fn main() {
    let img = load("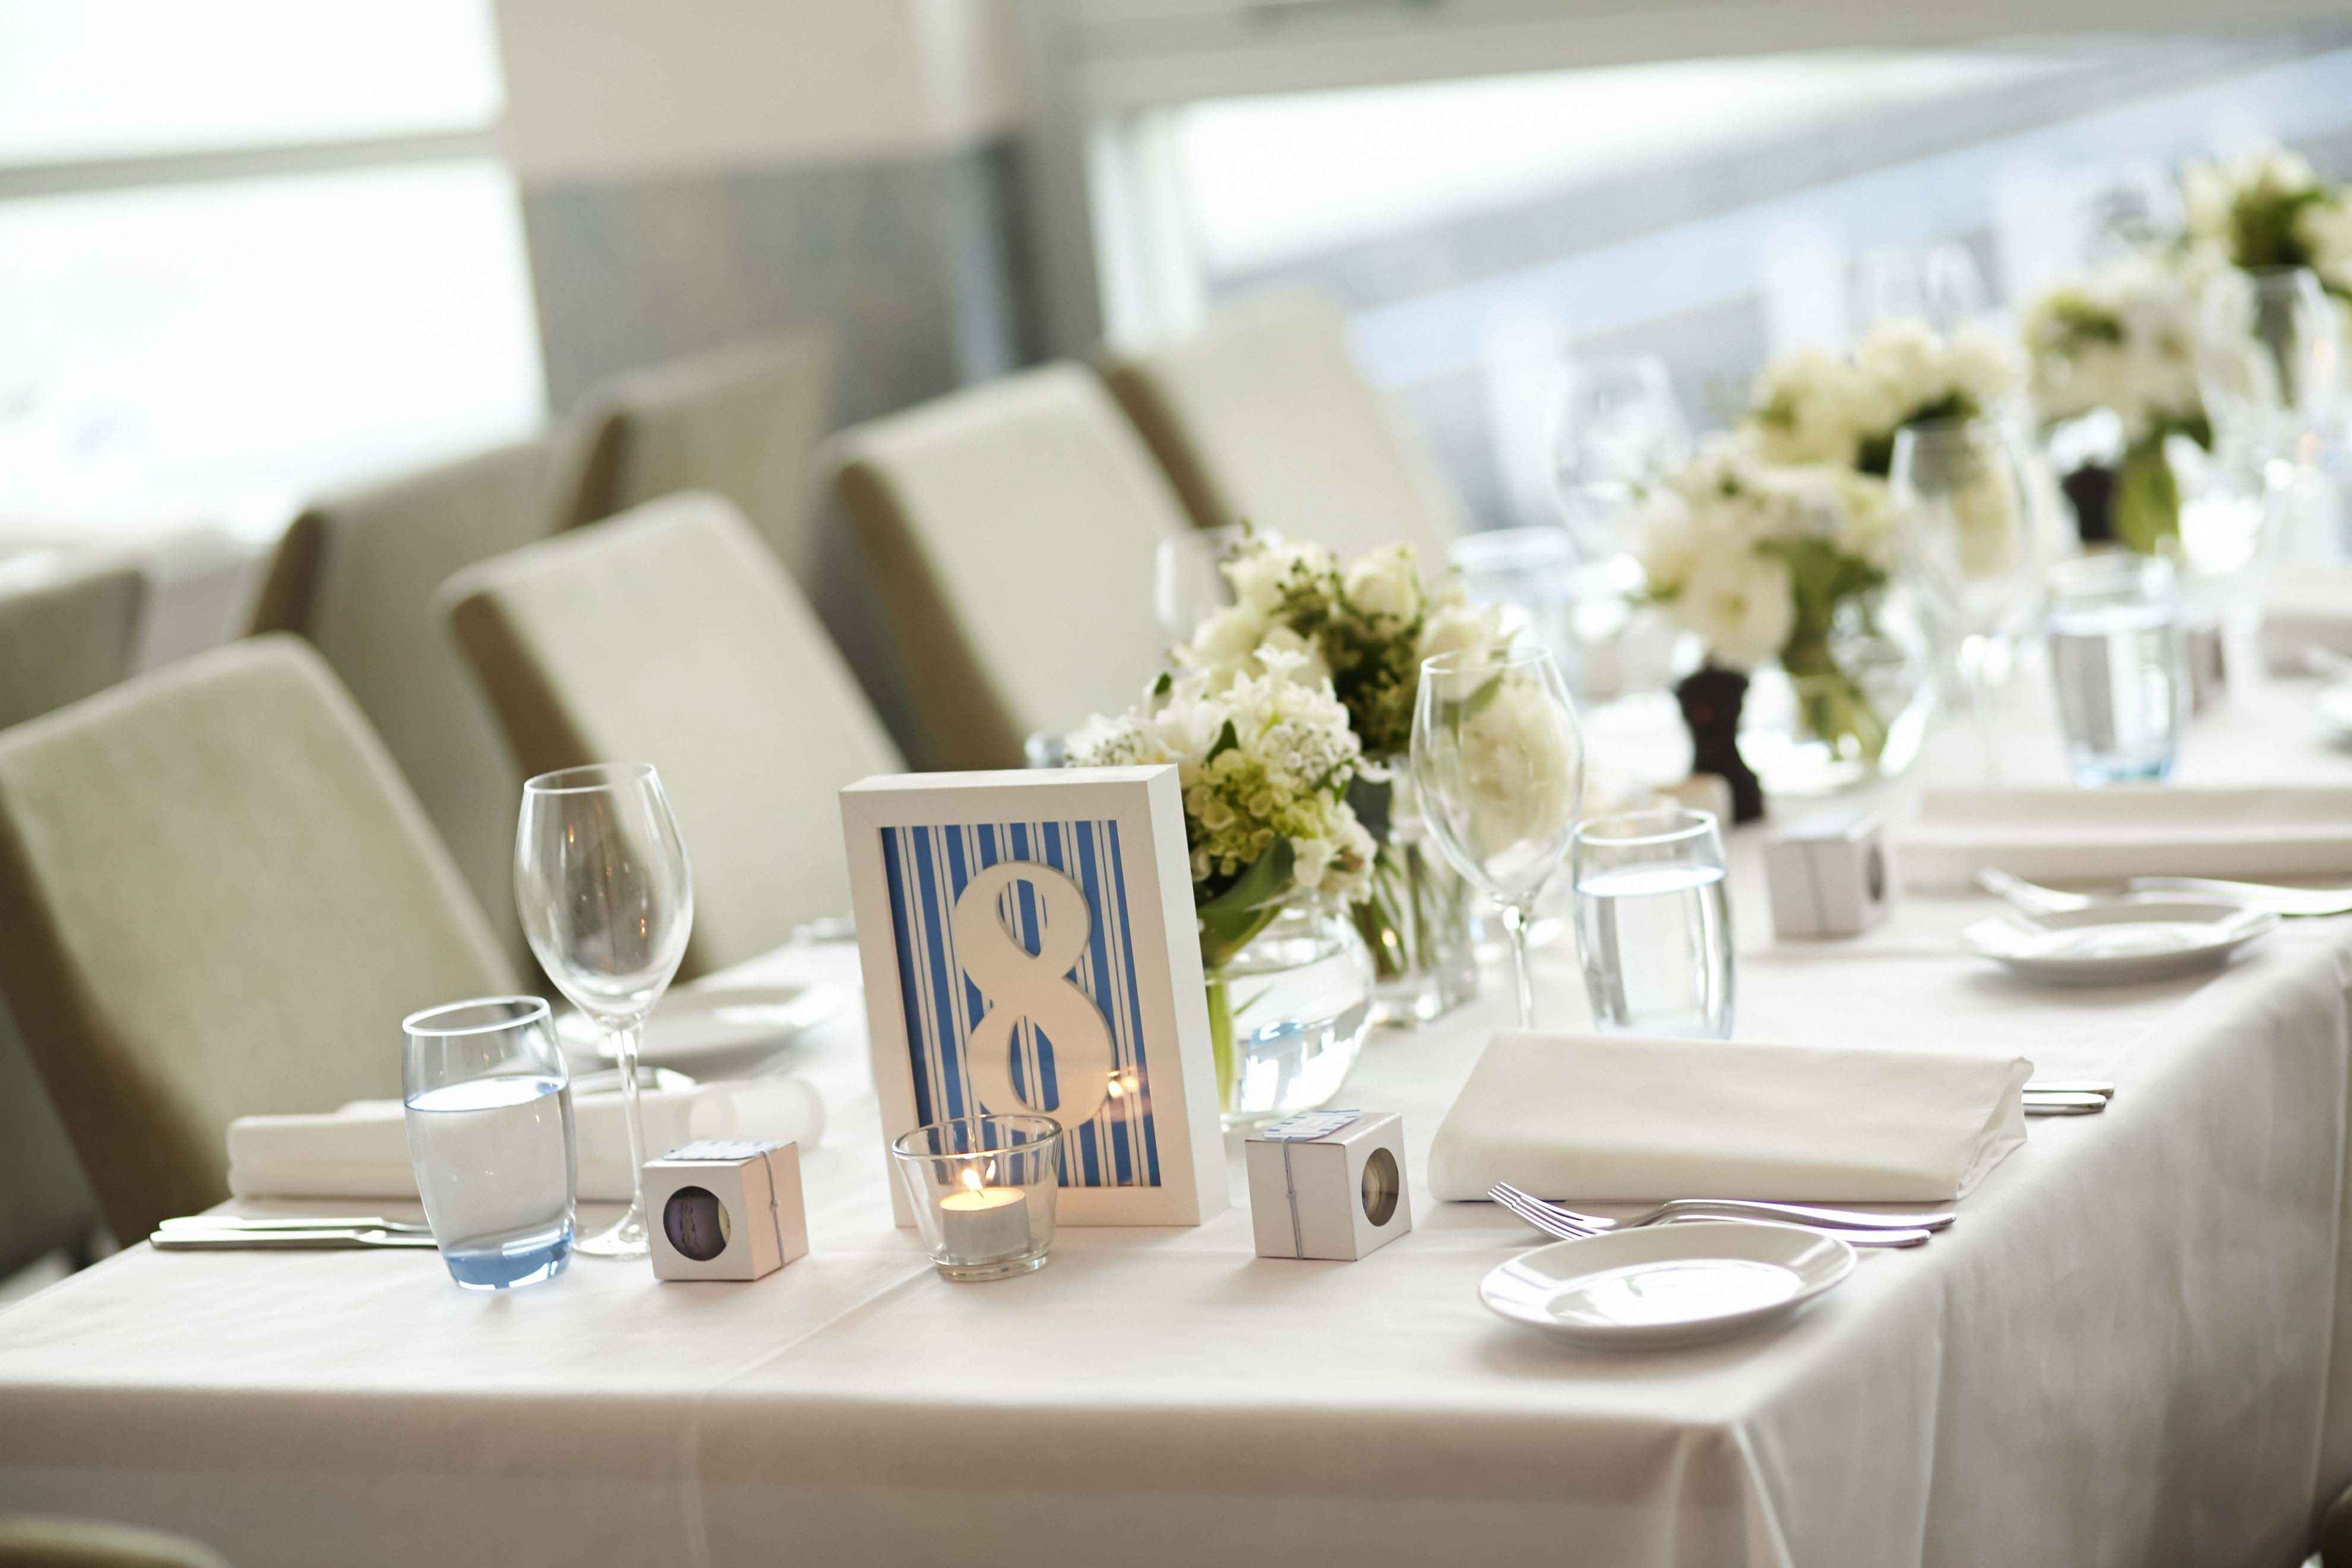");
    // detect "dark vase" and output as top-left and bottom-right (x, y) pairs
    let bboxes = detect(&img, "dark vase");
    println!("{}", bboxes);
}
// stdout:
(2060, 463), (2118, 546)
(1674, 665), (1765, 824)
